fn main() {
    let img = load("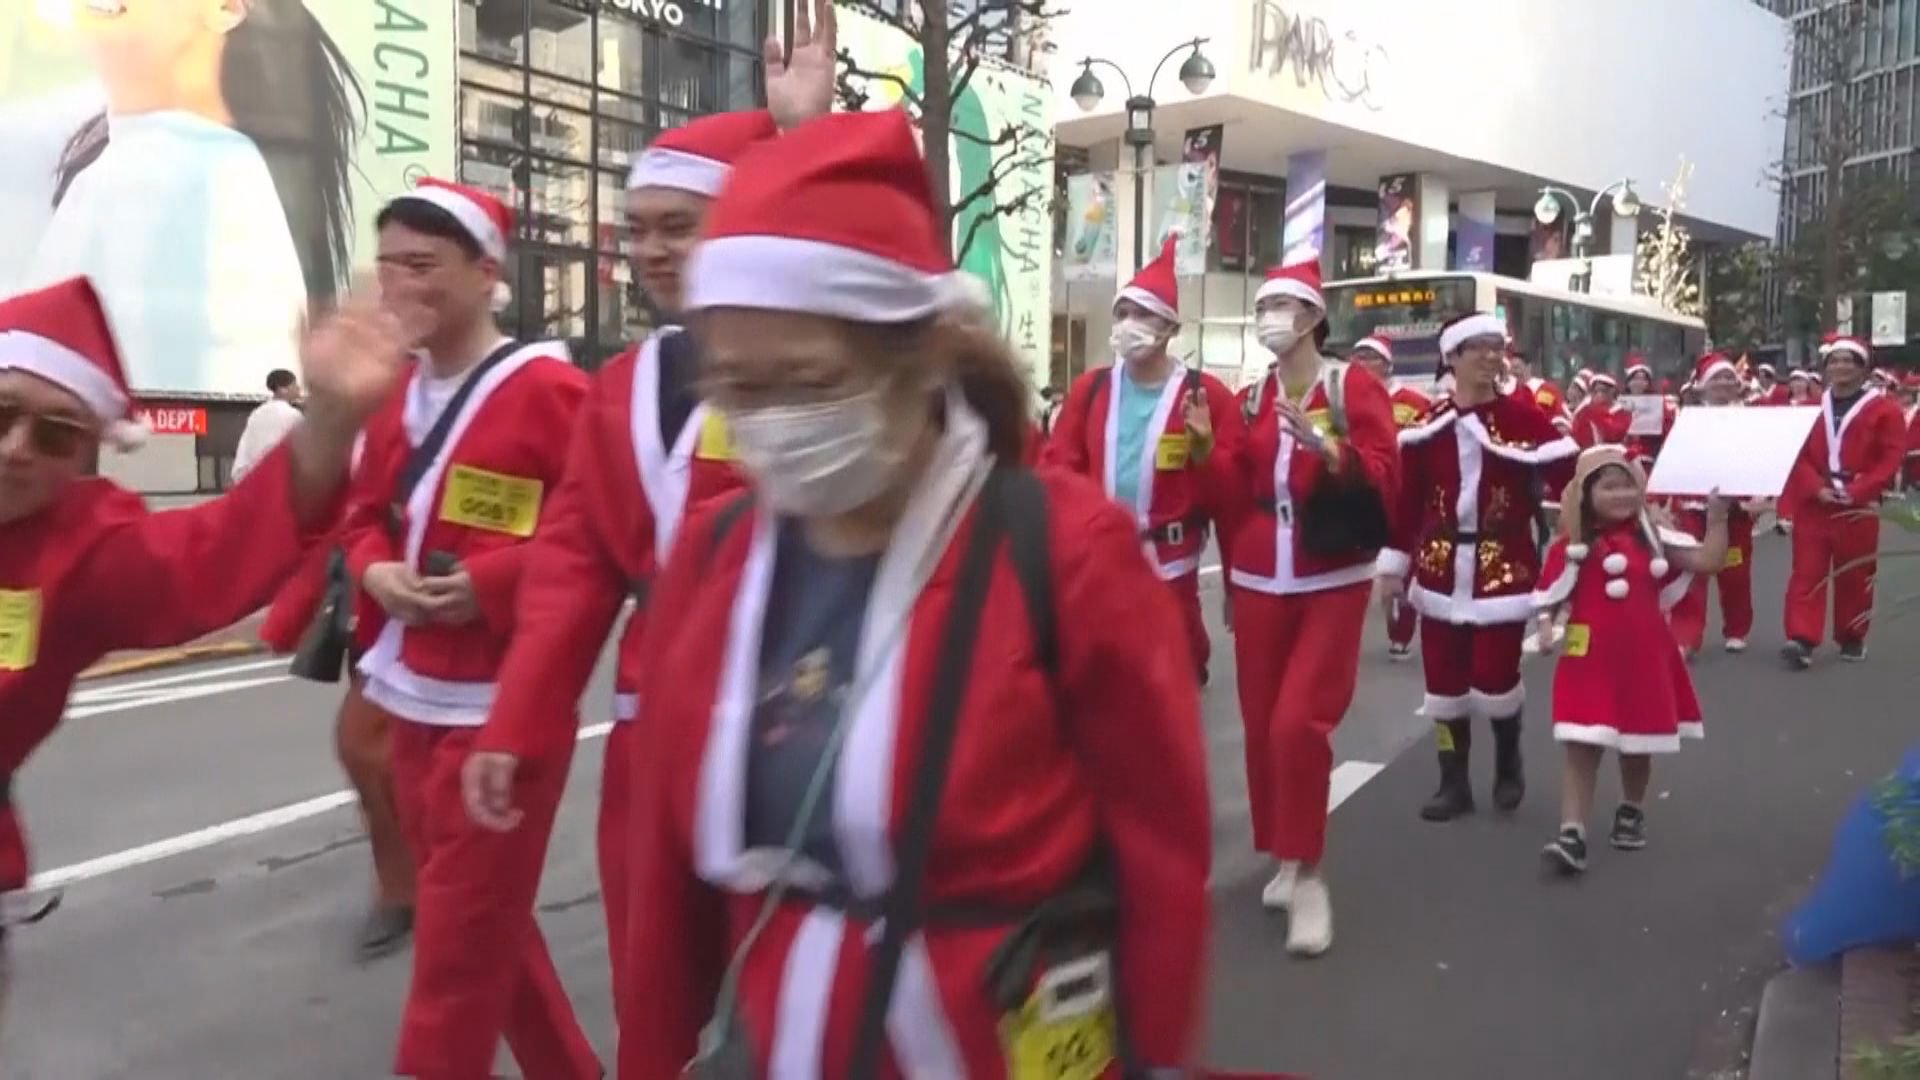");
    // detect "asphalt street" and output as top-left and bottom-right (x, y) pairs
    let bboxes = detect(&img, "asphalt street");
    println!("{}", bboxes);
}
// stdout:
(3, 532), (1913, 1078)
